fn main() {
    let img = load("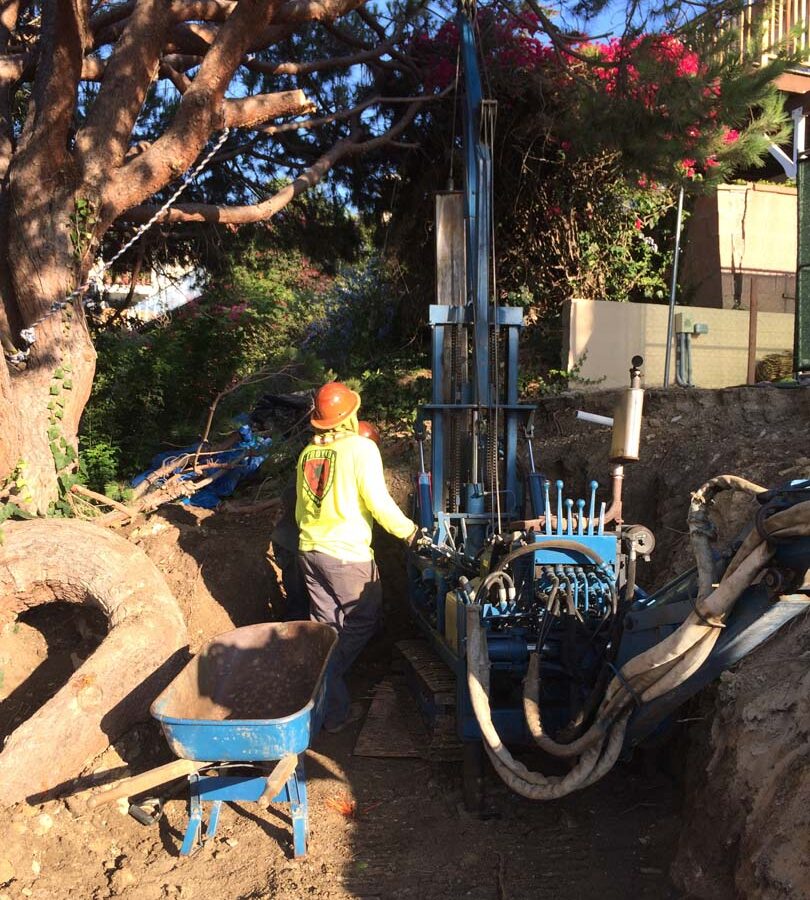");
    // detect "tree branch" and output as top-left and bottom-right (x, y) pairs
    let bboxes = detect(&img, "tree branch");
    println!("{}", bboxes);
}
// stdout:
(119, 98), (424, 225)
(223, 89), (316, 128)
(260, 89), (445, 136)
(201, 88), (444, 164)
(324, 19), (372, 50)
(160, 58), (191, 93)
(76, 0), (172, 184)
(92, 0), (235, 45)
(355, 4), (386, 39)
(13, 0), (87, 176)
(168, 0), (235, 22)
(161, 52), (202, 71)
(0, 51), (24, 82)
(90, 1), (135, 34)
(353, 5), (422, 75)
(101, 0), (283, 219)
(103, 0), (371, 220)
(168, 20), (218, 54)
(164, 0), (367, 55)
(243, 36), (396, 77)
